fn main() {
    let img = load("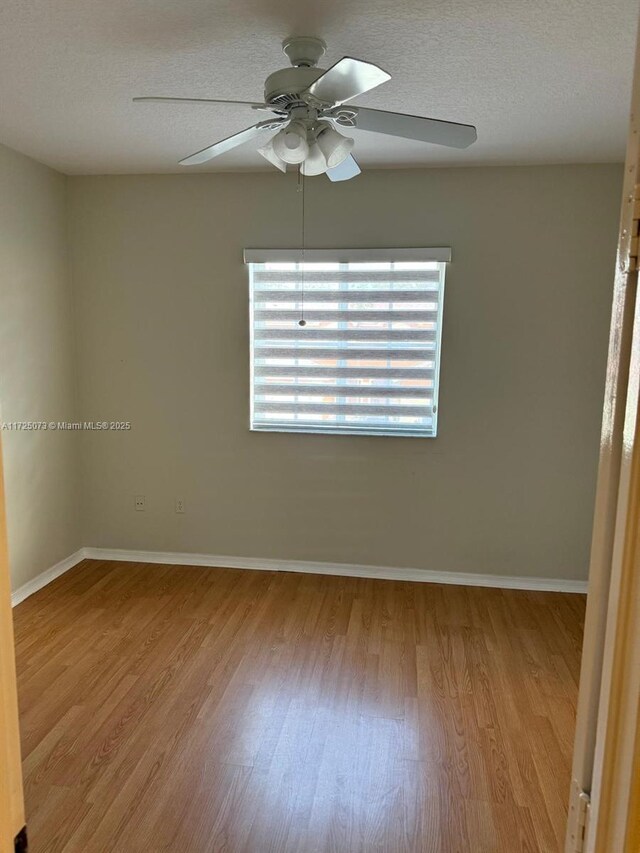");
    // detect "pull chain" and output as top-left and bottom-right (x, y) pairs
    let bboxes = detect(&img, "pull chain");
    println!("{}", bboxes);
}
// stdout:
(298, 166), (306, 327)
